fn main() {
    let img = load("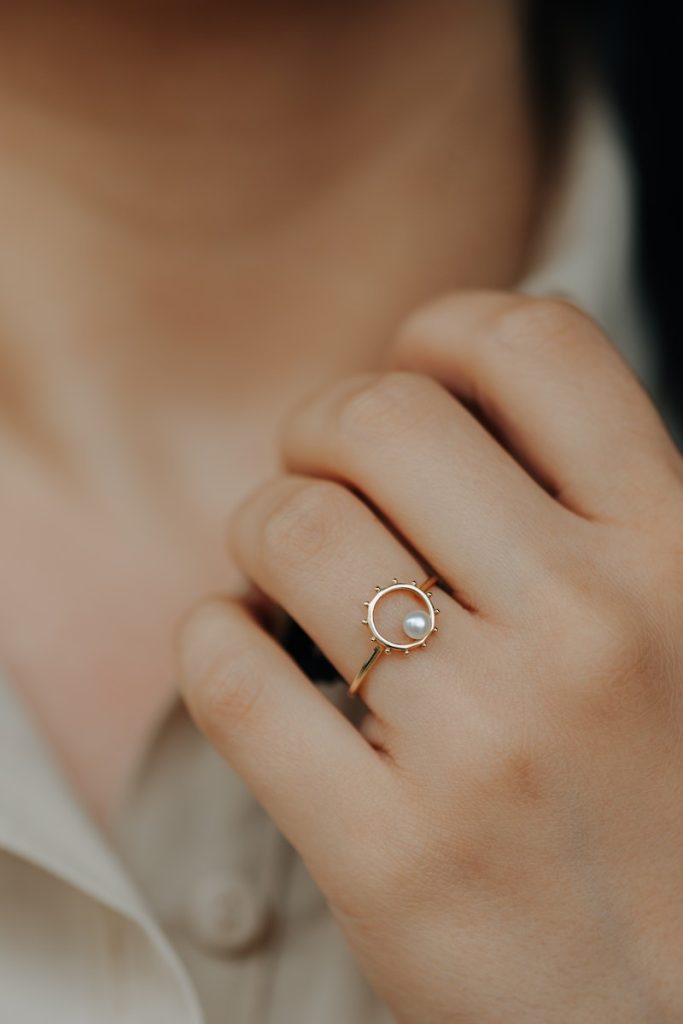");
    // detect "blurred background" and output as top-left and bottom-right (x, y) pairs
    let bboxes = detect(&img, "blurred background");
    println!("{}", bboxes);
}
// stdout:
(531, 0), (682, 425)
